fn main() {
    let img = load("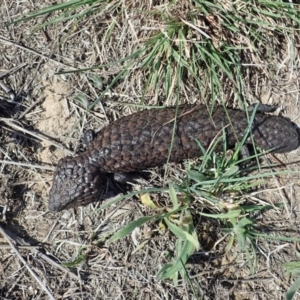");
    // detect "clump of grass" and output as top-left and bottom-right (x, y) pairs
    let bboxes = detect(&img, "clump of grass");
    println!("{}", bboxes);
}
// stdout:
(87, 127), (299, 284)
(14, 0), (300, 105)
(13, 0), (123, 31)
(283, 261), (300, 300)
(57, 106), (300, 289)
